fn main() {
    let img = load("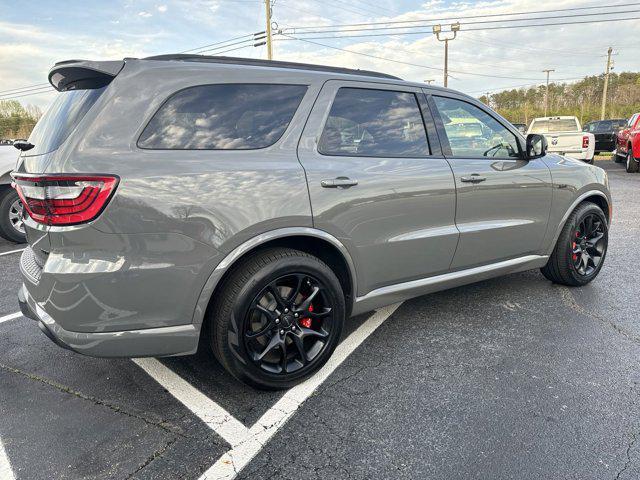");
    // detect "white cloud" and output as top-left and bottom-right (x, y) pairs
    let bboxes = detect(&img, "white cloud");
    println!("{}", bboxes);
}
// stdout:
(138, 11), (152, 18)
(157, 5), (168, 13)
